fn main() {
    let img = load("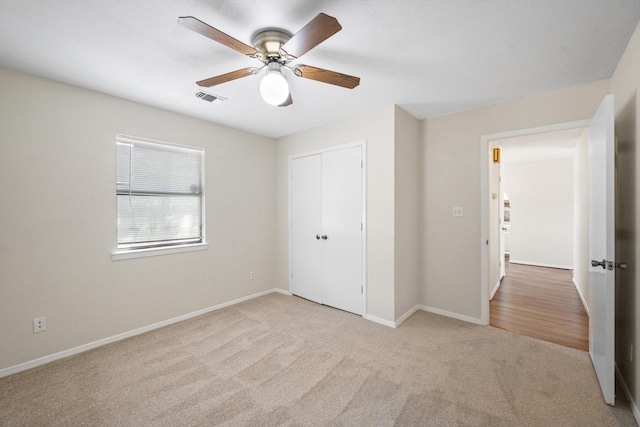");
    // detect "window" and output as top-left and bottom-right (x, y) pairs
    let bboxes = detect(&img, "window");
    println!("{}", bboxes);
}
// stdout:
(115, 135), (204, 254)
